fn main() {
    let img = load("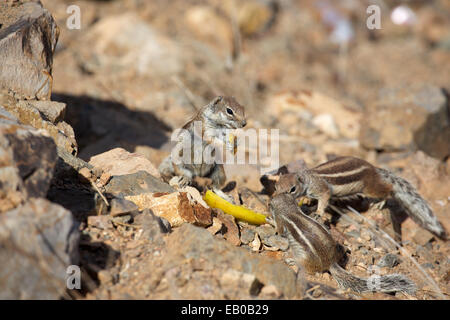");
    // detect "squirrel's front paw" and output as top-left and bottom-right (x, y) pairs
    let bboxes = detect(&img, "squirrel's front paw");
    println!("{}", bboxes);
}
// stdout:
(169, 175), (192, 188)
